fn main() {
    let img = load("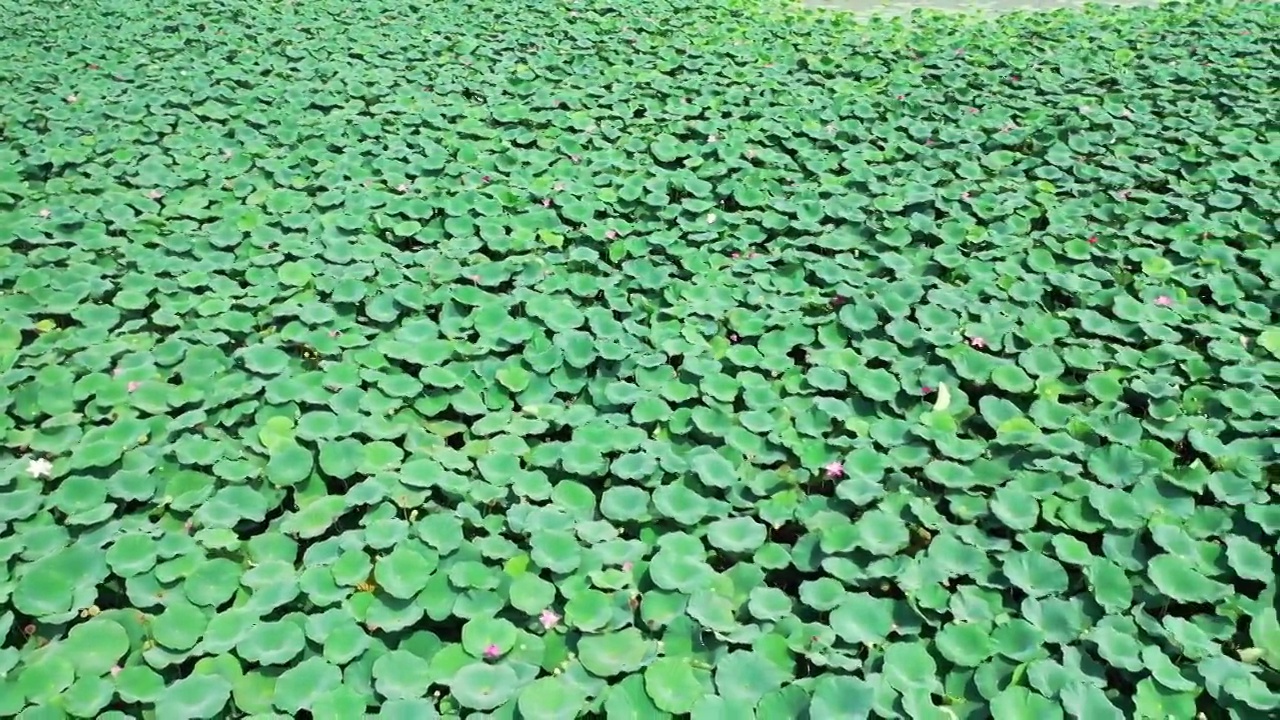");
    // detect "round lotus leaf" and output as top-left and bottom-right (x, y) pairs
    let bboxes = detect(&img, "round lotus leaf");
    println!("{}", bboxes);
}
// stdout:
(706, 517), (766, 553)
(272, 657), (343, 713)
(63, 675), (115, 717)
(882, 641), (940, 693)
(516, 675), (587, 719)
(114, 665), (166, 704)
(799, 578), (846, 612)
(578, 629), (654, 677)
(240, 345), (291, 375)
(746, 587), (793, 621)
(310, 685), (369, 719)
(530, 531), (582, 574)
(13, 545), (107, 620)
(936, 622), (995, 667)
(460, 616), (518, 658)
(235, 620), (305, 665)
(64, 618), (130, 675)
(17, 655), (75, 705)
(809, 675), (875, 719)
(151, 601), (209, 651)
(265, 440), (313, 487)
(1146, 554), (1231, 602)
(182, 558), (242, 607)
(714, 650), (789, 704)
(373, 545), (439, 599)
(372, 650), (432, 700)
(508, 573), (556, 616)
(154, 674), (232, 719)
(643, 657), (706, 714)
(449, 663), (518, 711)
